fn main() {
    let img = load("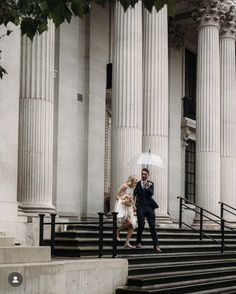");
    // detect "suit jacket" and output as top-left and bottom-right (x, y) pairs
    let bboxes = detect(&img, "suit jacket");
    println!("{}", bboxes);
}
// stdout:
(134, 180), (159, 210)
